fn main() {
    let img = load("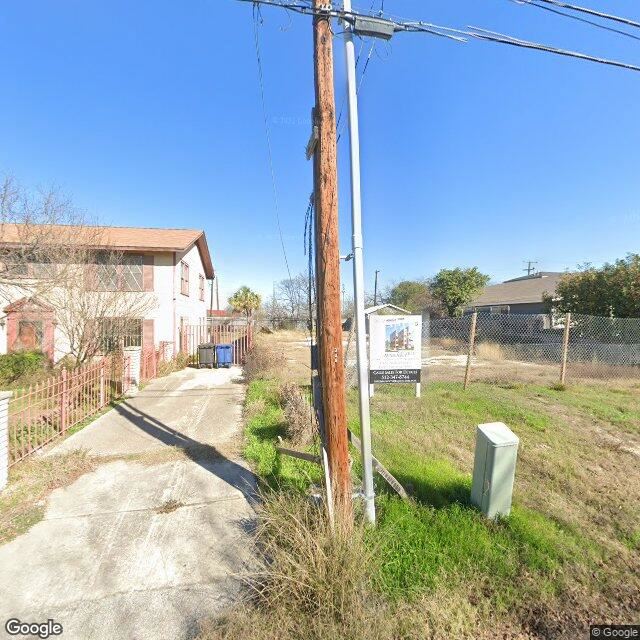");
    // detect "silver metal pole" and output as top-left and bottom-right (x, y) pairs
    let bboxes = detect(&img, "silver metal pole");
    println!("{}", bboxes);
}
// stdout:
(343, 0), (375, 525)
